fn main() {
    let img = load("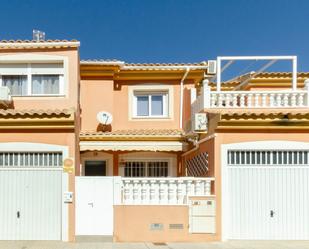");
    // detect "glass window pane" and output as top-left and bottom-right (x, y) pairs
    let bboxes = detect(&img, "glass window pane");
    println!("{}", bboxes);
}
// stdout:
(151, 95), (163, 115)
(32, 75), (60, 94)
(2, 75), (27, 96)
(136, 96), (149, 116)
